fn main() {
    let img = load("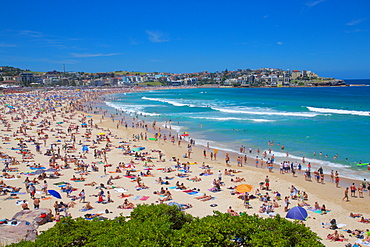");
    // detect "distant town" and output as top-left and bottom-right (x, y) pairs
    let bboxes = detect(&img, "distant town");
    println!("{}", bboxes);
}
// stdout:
(0, 66), (345, 88)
